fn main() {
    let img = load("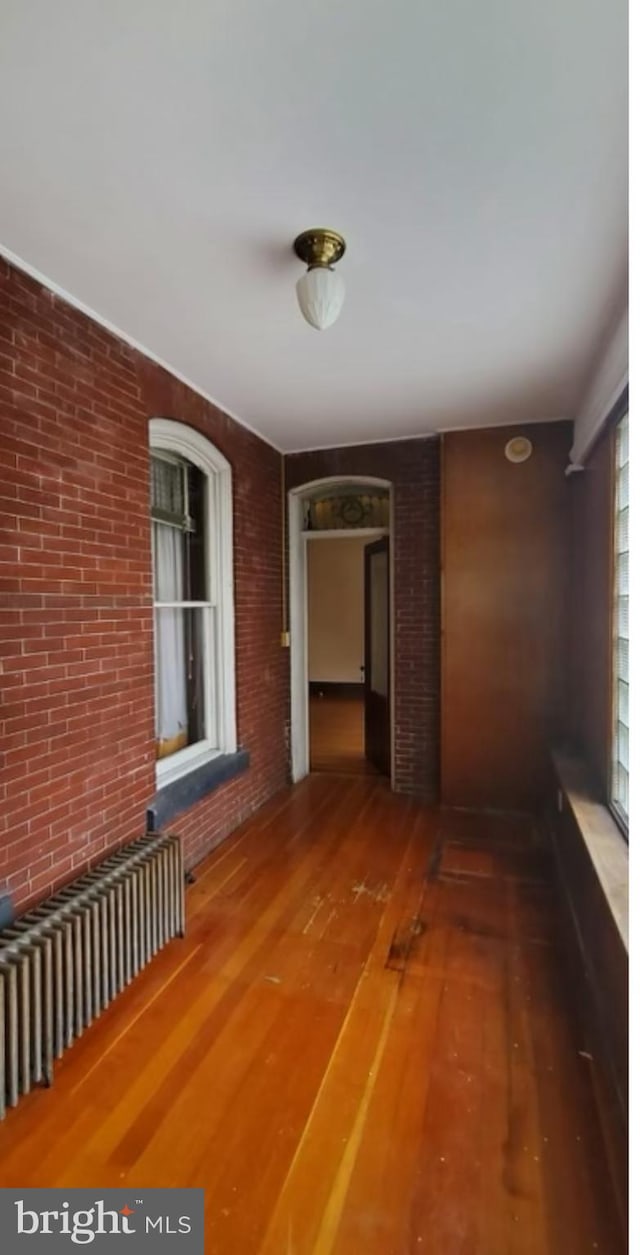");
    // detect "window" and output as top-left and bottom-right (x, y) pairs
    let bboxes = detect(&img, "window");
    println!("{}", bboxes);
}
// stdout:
(149, 420), (236, 784)
(611, 410), (629, 831)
